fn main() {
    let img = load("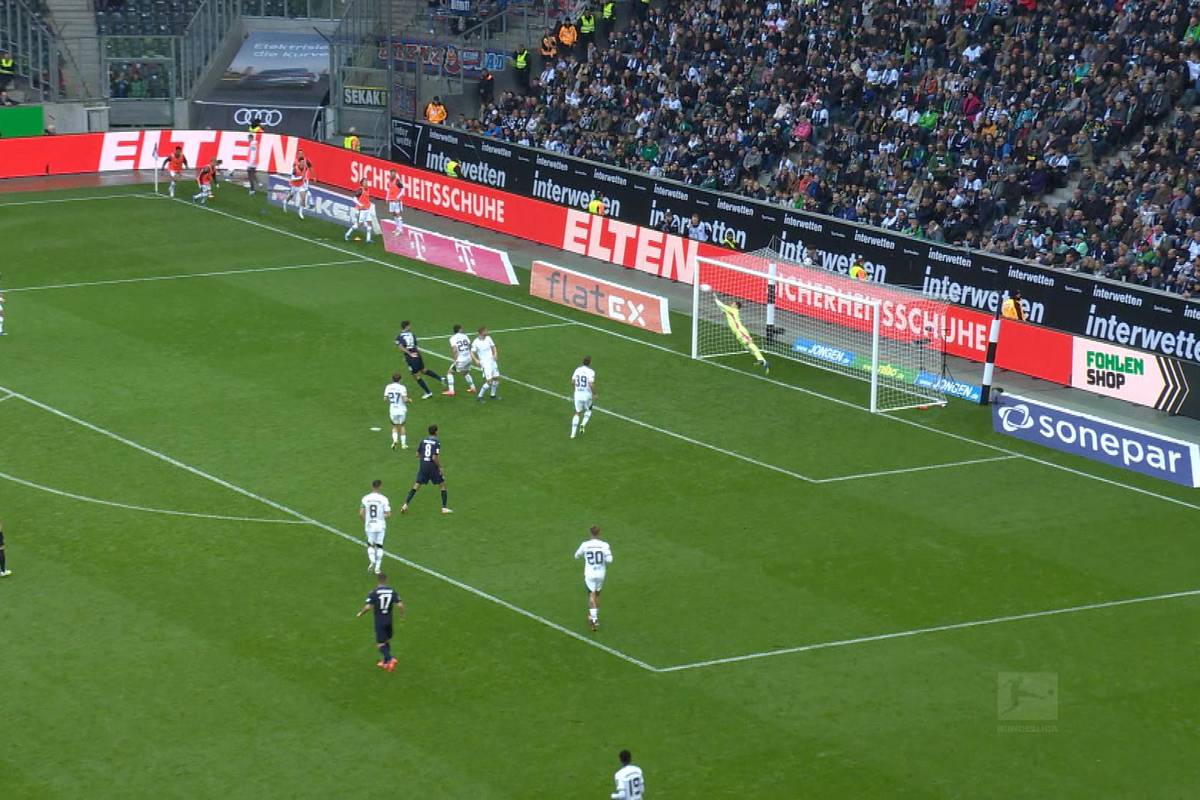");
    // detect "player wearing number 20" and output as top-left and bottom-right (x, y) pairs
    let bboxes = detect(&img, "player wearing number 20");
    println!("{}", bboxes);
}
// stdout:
(360, 479), (391, 574)
(356, 572), (405, 672)
(570, 355), (596, 439)
(574, 525), (612, 632)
